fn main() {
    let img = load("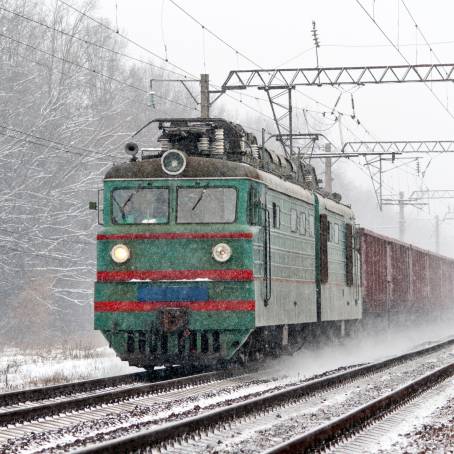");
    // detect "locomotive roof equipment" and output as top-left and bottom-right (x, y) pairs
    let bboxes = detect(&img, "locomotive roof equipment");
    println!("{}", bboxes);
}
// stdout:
(126, 118), (321, 193)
